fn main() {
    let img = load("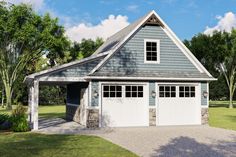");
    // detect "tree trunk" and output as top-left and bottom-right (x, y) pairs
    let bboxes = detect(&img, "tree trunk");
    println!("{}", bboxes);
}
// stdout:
(229, 83), (234, 109)
(5, 84), (12, 110)
(1, 89), (4, 108)
(229, 92), (233, 108)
